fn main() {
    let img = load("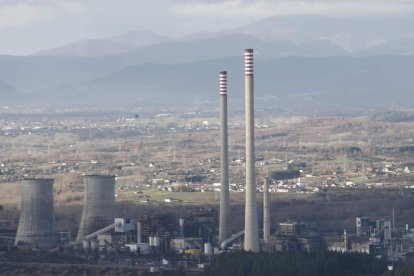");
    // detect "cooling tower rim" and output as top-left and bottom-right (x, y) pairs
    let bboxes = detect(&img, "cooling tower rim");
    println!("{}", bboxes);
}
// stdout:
(23, 178), (54, 182)
(83, 174), (116, 178)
